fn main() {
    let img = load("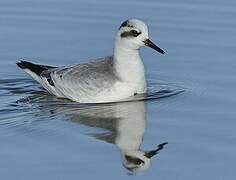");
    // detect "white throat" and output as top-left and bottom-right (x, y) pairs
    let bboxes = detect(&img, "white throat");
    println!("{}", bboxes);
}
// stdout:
(113, 40), (146, 93)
